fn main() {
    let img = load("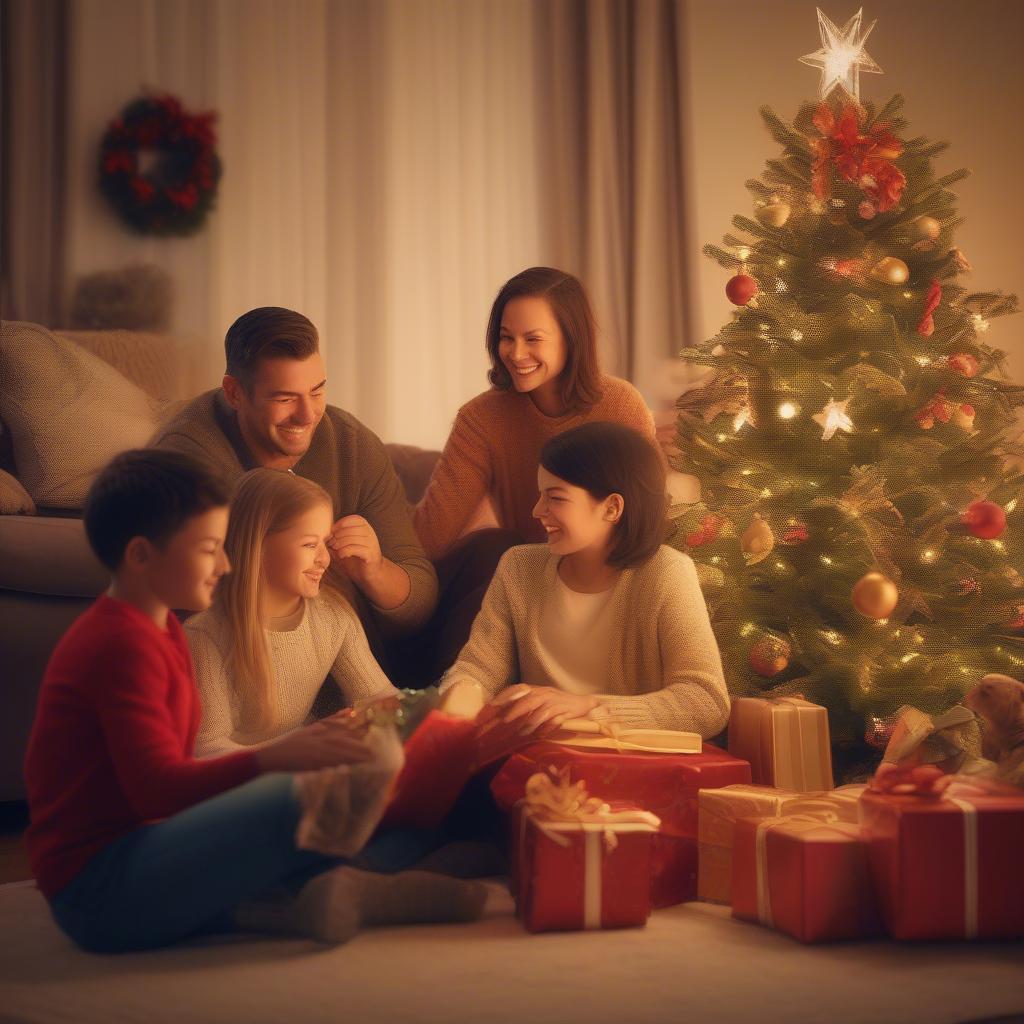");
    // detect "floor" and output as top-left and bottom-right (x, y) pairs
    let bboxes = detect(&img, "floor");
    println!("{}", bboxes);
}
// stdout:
(1, 875), (1023, 1024)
